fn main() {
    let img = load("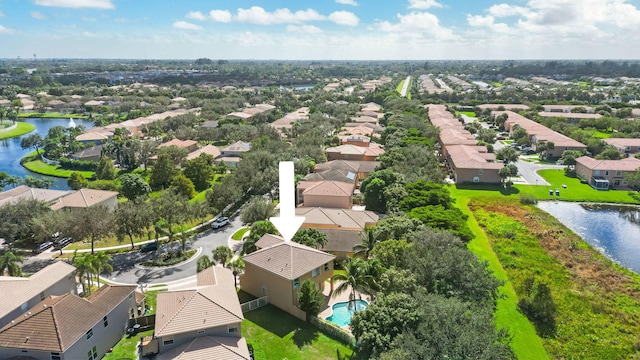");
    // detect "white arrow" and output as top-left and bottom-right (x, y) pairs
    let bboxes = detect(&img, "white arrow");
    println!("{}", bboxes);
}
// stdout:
(270, 161), (305, 242)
